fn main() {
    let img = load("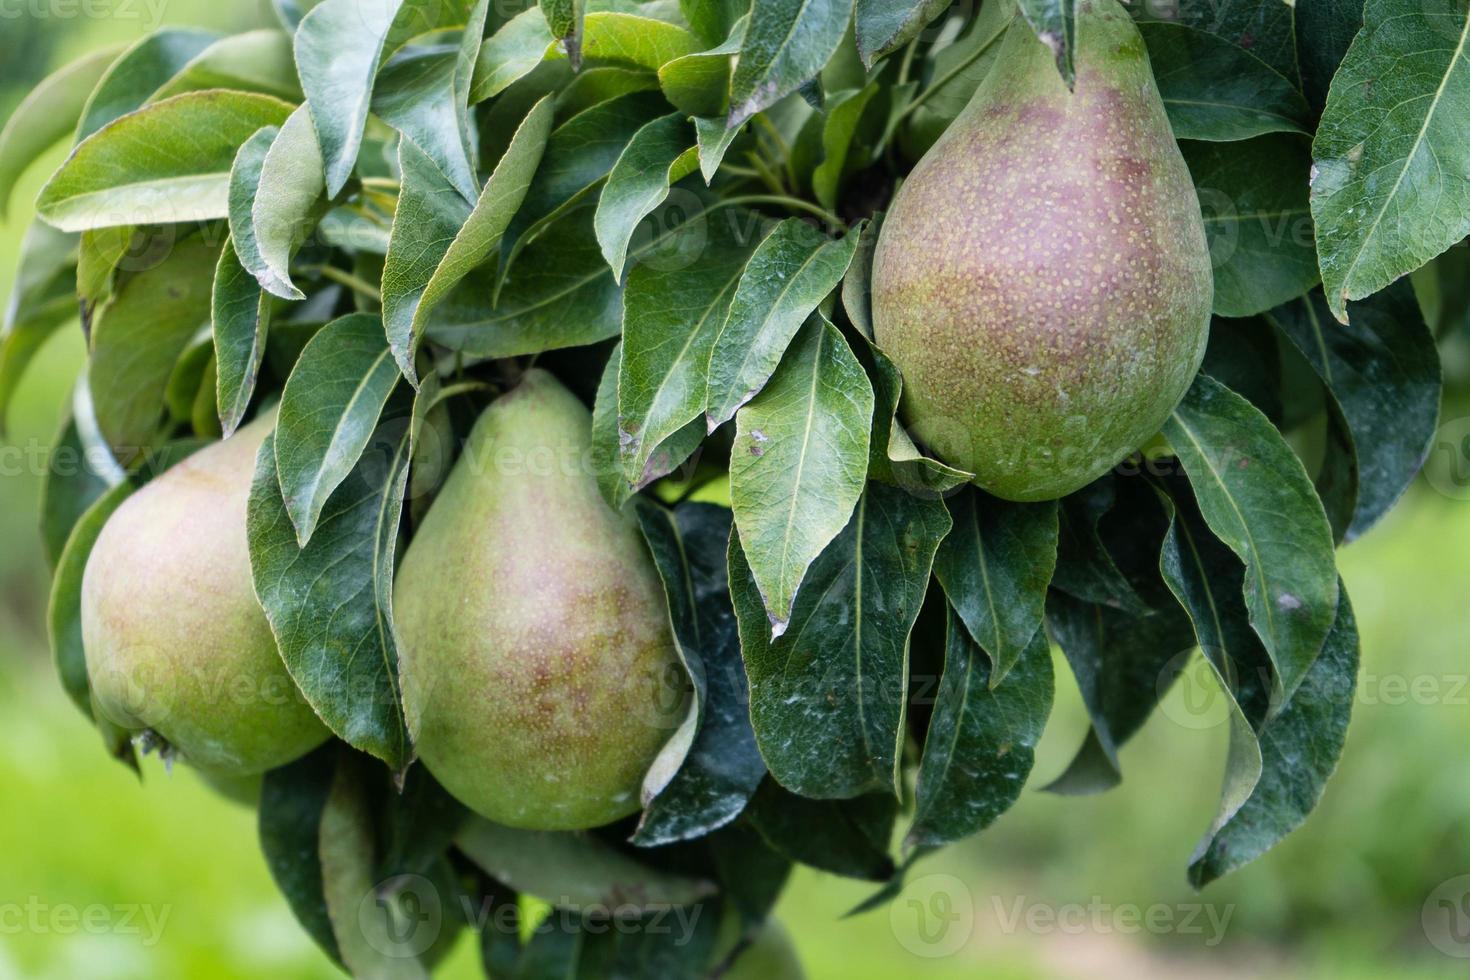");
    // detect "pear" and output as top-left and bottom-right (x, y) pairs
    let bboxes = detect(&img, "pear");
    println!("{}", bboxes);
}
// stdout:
(82, 411), (329, 776)
(715, 914), (805, 979)
(871, 0), (1213, 501)
(394, 370), (686, 831)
